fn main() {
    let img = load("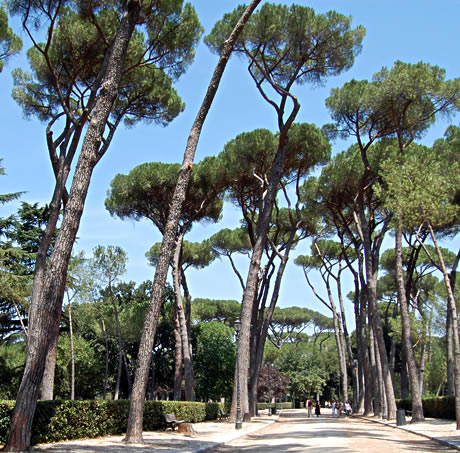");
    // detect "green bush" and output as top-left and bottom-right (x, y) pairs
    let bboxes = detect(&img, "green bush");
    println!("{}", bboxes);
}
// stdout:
(257, 401), (292, 410)
(0, 399), (213, 445)
(396, 396), (455, 419)
(0, 401), (15, 444)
